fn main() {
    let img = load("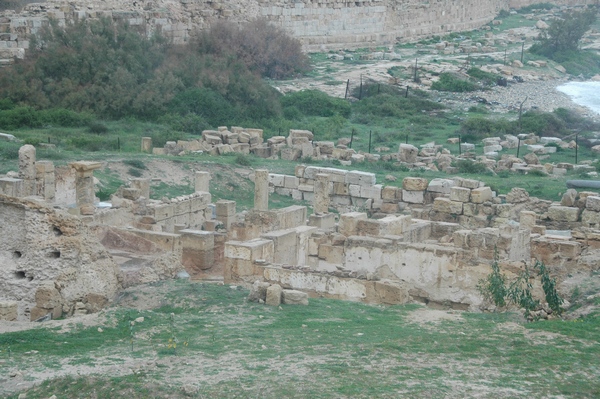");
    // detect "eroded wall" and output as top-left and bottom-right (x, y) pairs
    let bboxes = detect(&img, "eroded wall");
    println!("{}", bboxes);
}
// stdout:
(0, 0), (595, 66)
(0, 195), (120, 321)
